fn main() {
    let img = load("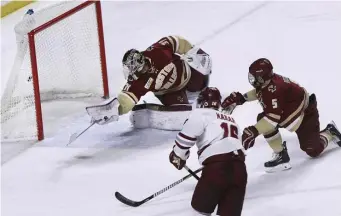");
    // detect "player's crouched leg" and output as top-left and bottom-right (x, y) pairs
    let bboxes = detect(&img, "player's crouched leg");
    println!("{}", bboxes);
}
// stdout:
(191, 165), (221, 215)
(300, 137), (325, 158)
(256, 112), (265, 121)
(296, 94), (325, 158)
(216, 160), (247, 216)
(191, 152), (247, 216)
